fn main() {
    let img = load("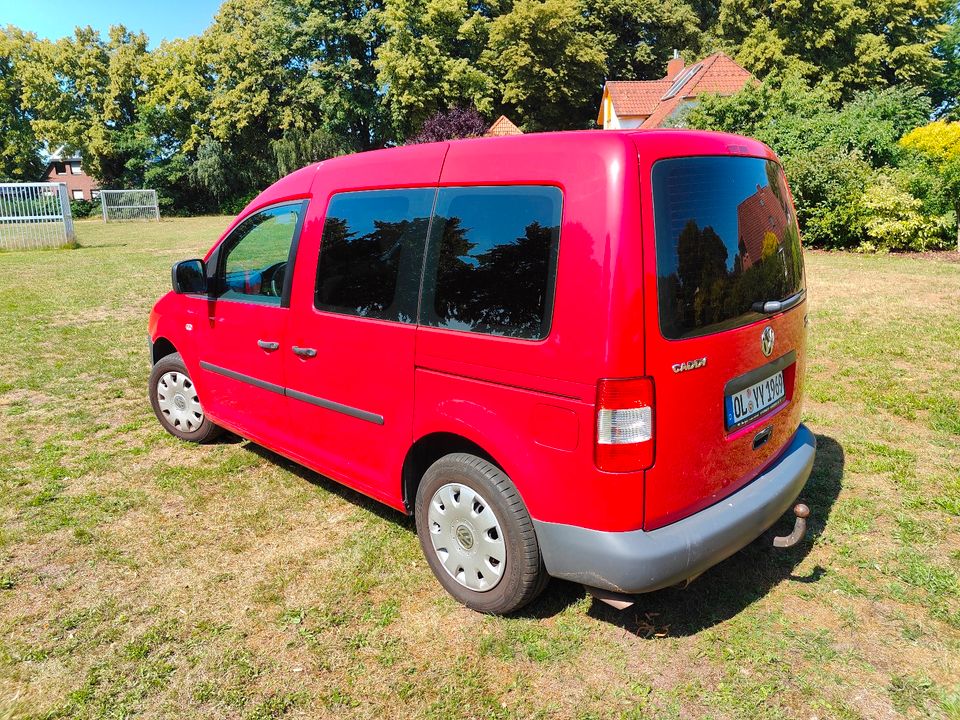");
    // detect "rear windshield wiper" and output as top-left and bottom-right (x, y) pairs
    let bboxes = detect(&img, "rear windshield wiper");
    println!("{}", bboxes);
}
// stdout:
(752, 290), (805, 315)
